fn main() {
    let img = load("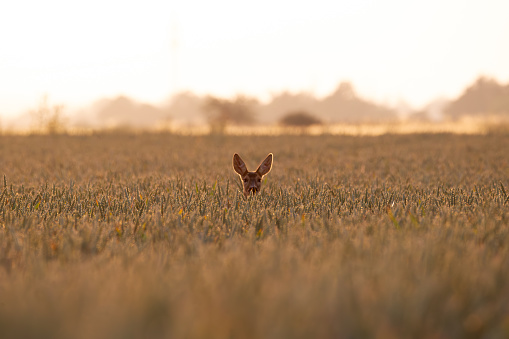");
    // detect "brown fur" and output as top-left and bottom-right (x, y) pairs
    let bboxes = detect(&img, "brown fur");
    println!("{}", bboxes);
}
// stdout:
(233, 153), (273, 197)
